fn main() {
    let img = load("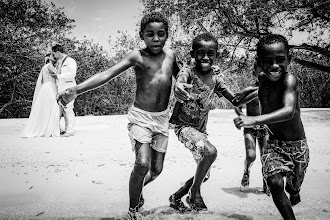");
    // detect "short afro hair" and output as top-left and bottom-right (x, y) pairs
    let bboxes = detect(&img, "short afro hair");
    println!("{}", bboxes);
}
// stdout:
(256, 34), (289, 57)
(139, 12), (169, 39)
(192, 32), (218, 51)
